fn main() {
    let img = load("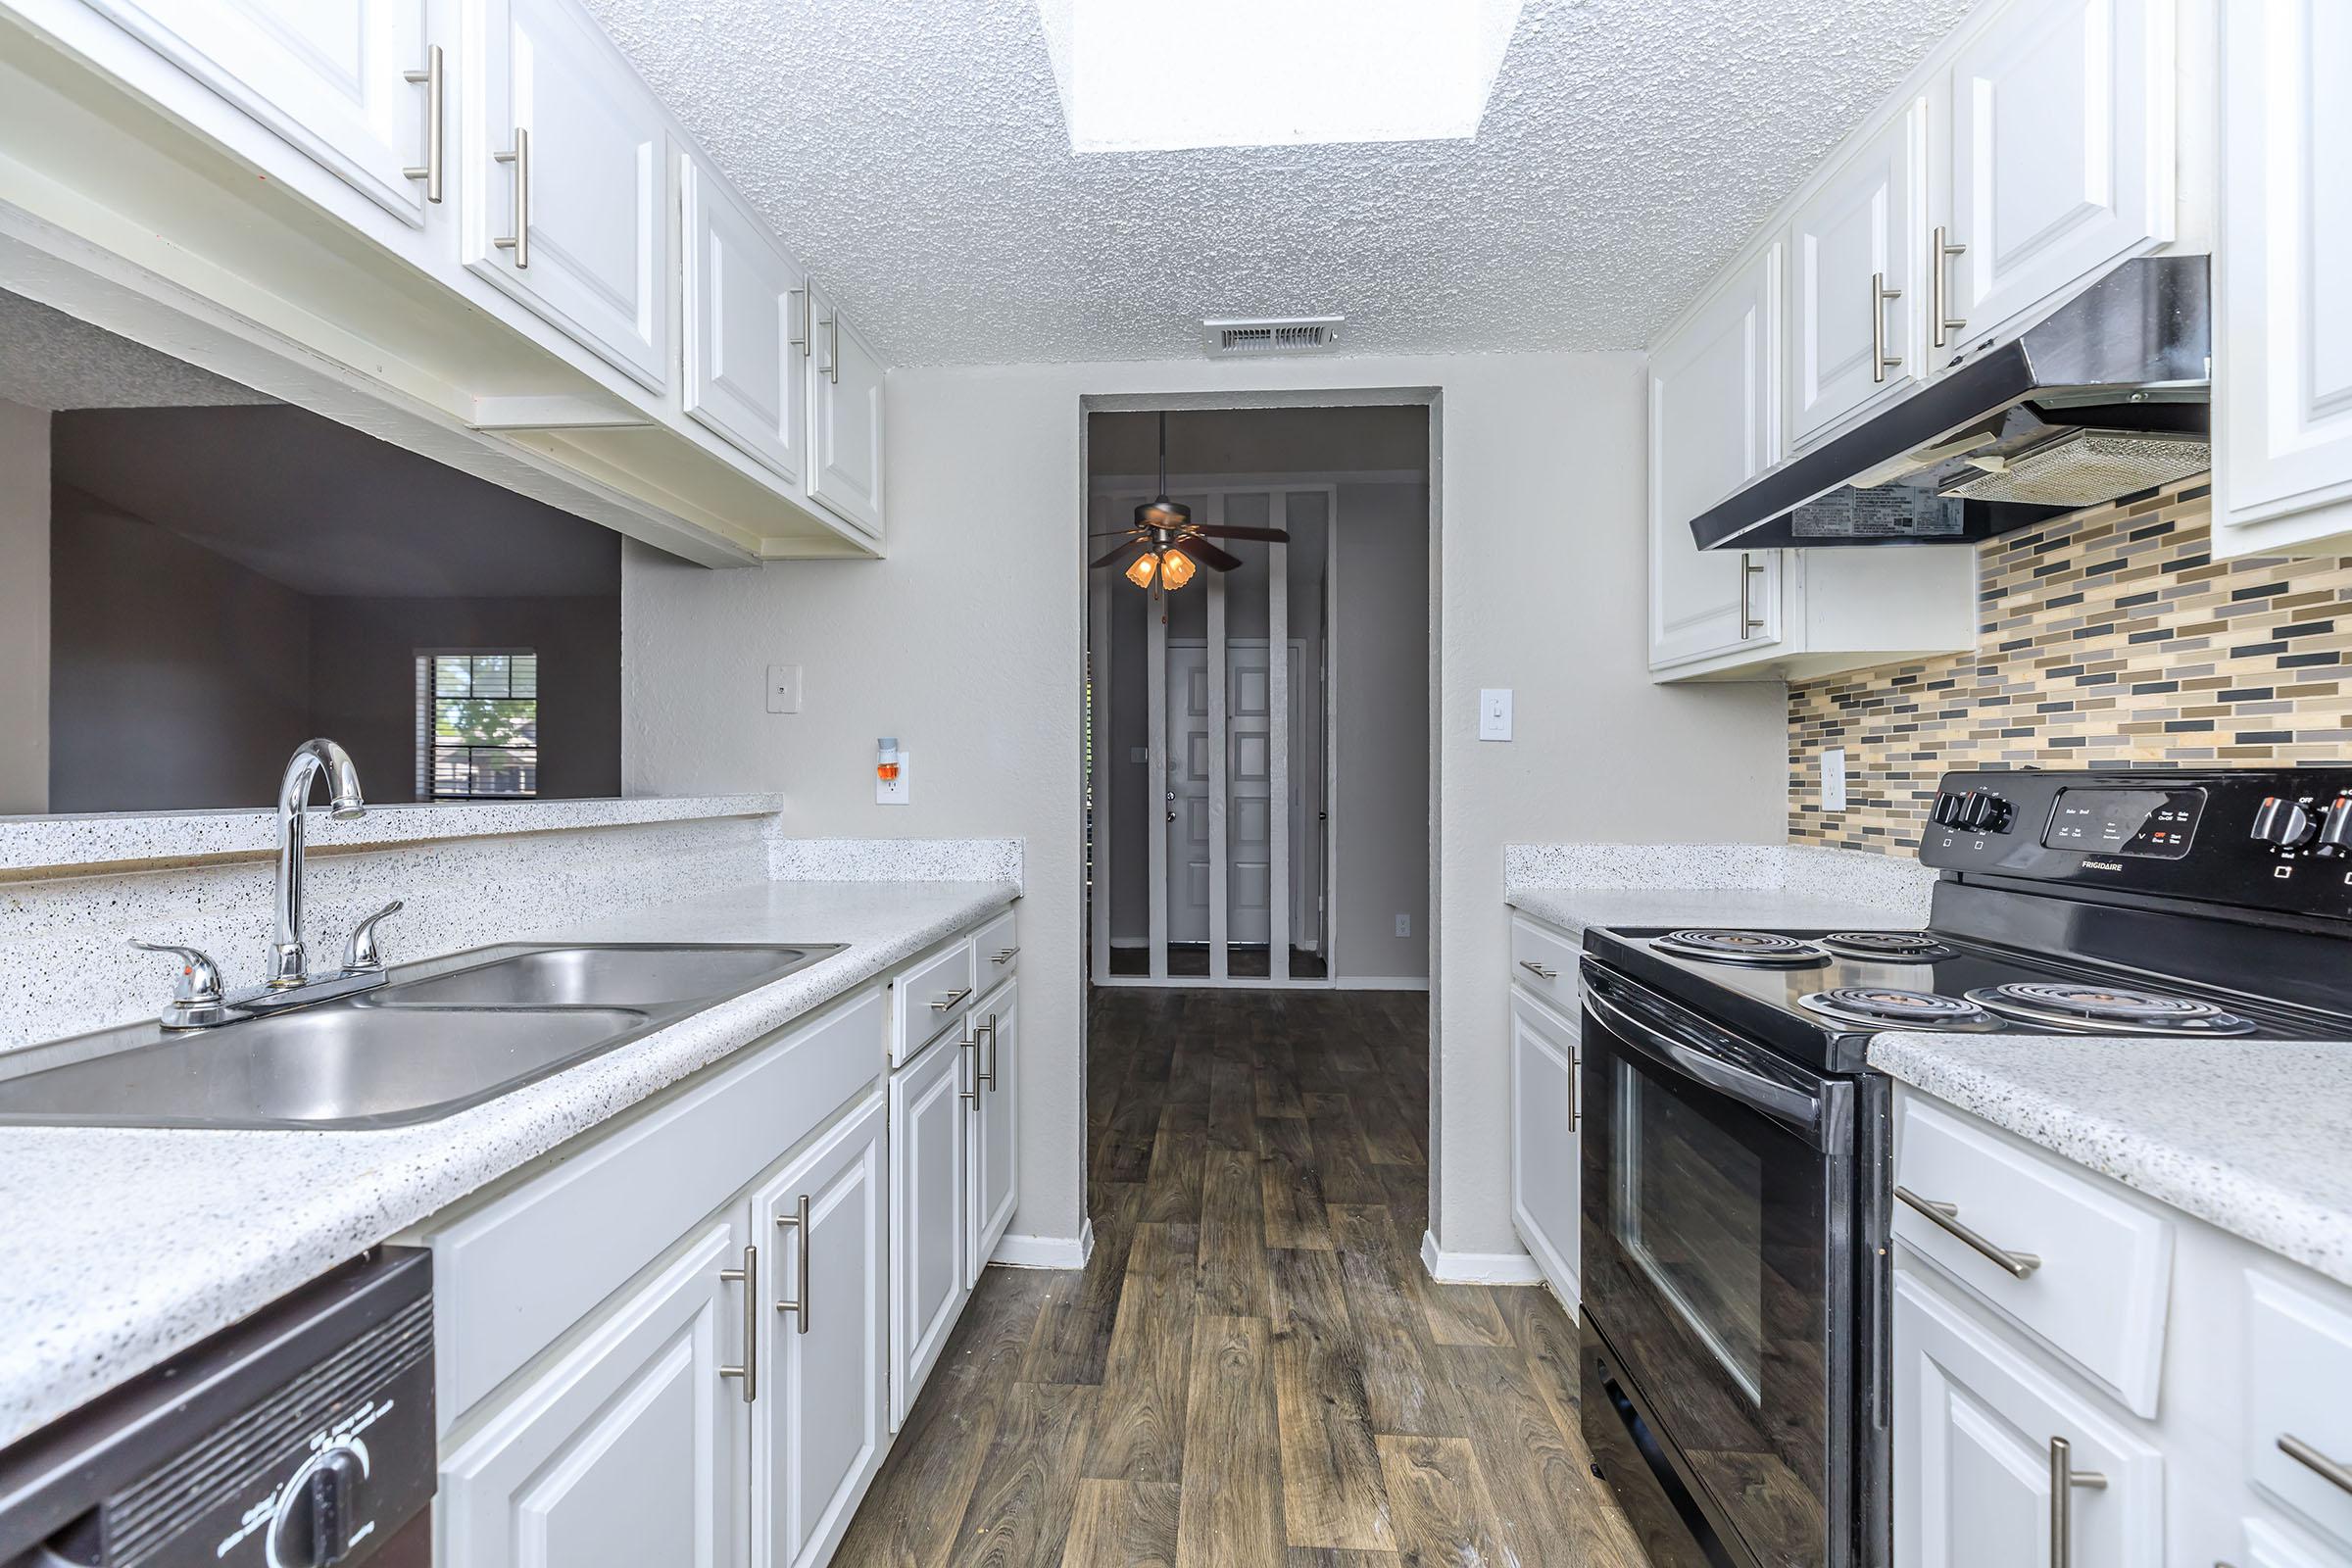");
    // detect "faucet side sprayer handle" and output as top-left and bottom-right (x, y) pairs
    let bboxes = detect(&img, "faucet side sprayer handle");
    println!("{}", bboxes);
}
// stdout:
(127, 938), (231, 1030)
(341, 901), (406, 974)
